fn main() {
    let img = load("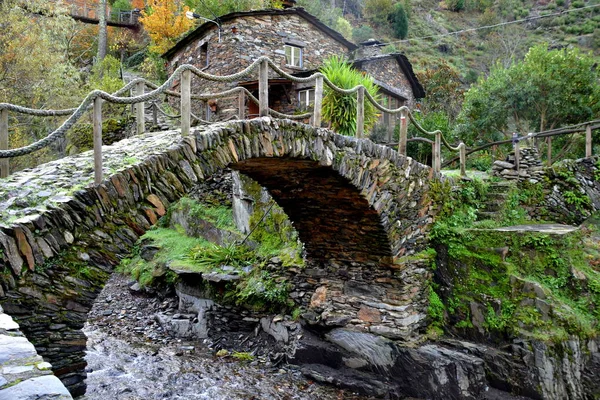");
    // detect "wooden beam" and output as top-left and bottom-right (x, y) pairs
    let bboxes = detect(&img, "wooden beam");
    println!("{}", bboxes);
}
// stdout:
(0, 109), (8, 178)
(313, 76), (323, 127)
(259, 59), (269, 117)
(586, 124), (592, 158)
(181, 69), (191, 137)
(398, 109), (407, 155)
(135, 81), (145, 135)
(93, 97), (103, 185)
(356, 86), (364, 138)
